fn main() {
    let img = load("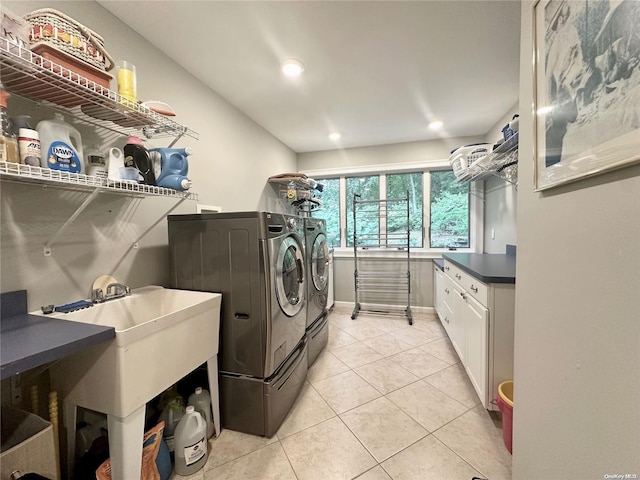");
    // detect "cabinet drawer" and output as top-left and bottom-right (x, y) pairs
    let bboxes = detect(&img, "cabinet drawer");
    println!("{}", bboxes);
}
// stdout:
(444, 261), (488, 306)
